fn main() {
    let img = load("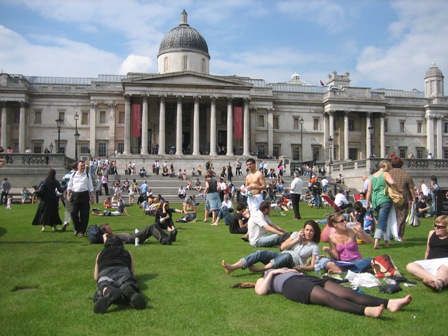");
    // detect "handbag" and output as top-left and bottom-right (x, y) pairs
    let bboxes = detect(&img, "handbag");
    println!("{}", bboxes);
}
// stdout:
(34, 182), (45, 198)
(371, 254), (401, 278)
(384, 183), (405, 207)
